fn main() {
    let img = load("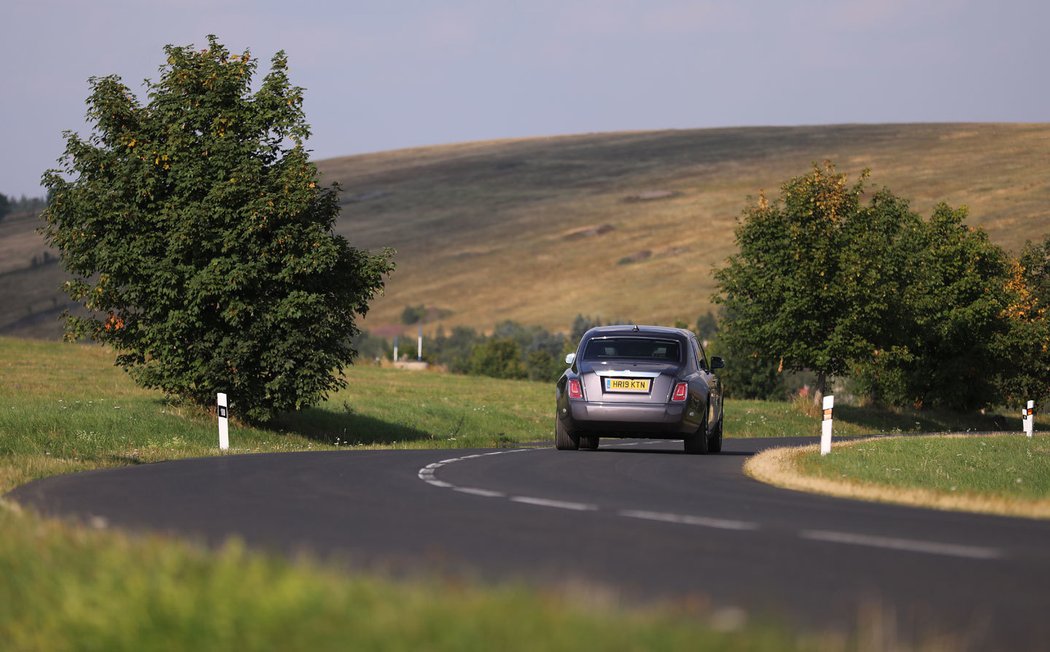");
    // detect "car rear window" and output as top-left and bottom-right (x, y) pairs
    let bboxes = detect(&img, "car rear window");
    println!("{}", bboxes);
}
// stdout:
(583, 338), (681, 361)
